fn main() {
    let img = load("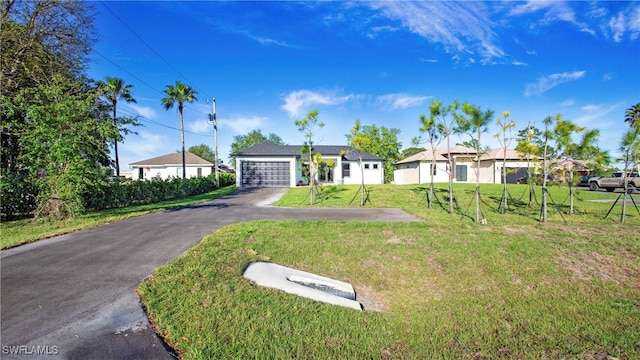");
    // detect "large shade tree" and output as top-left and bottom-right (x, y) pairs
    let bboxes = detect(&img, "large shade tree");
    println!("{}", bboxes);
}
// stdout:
(97, 77), (137, 177)
(345, 123), (401, 184)
(229, 129), (284, 167)
(161, 81), (198, 179)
